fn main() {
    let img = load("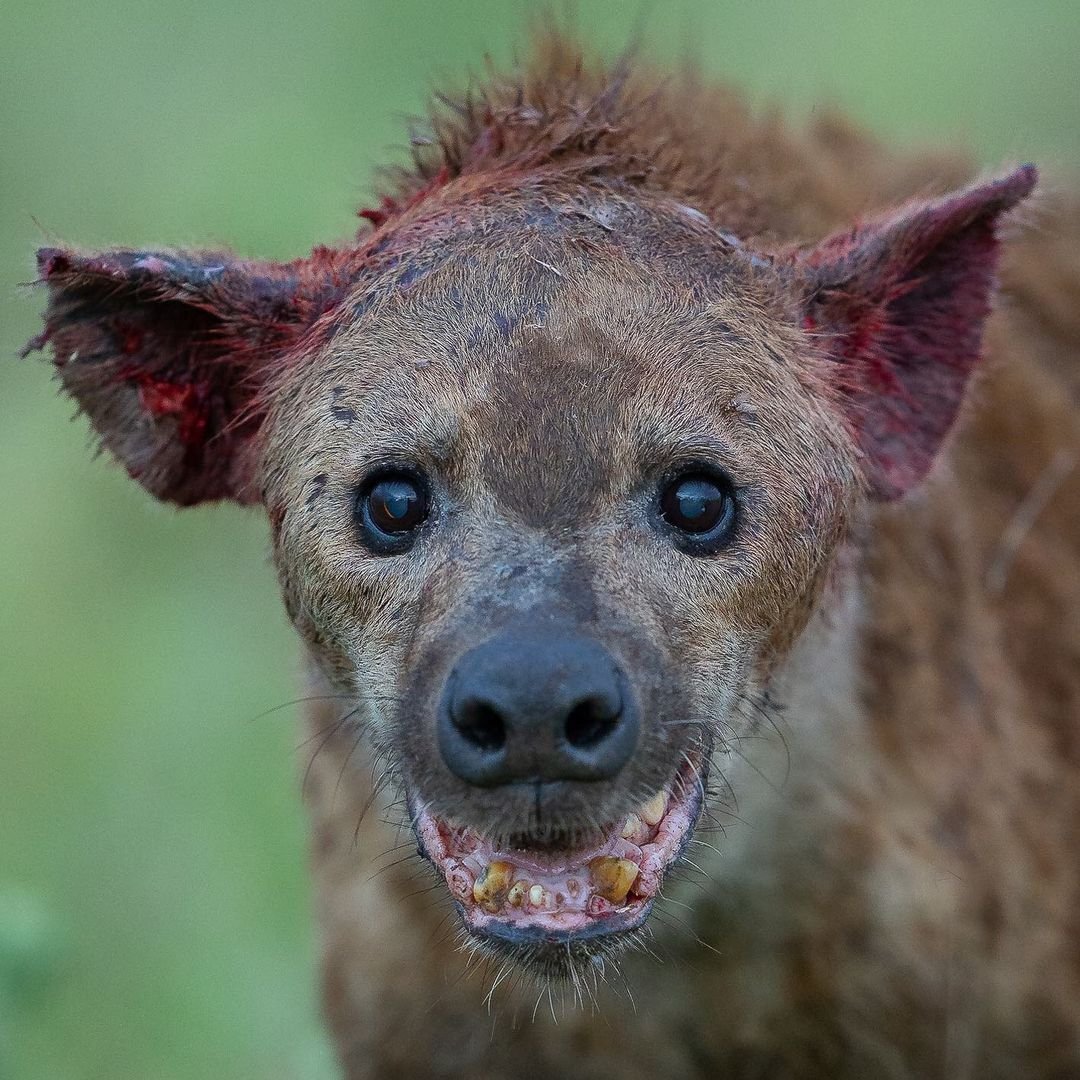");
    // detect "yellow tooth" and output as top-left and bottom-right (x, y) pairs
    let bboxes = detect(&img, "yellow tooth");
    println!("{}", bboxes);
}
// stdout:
(506, 880), (528, 908)
(621, 813), (644, 839)
(528, 884), (546, 908)
(589, 856), (639, 905)
(640, 791), (667, 827)
(472, 860), (515, 912)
